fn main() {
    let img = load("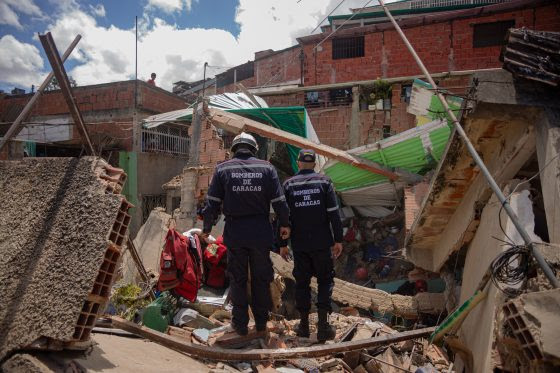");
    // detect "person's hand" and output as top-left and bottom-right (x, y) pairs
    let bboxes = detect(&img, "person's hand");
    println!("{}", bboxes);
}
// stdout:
(280, 246), (291, 261)
(200, 232), (215, 244)
(280, 226), (291, 240)
(331, 242), (343, 259)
